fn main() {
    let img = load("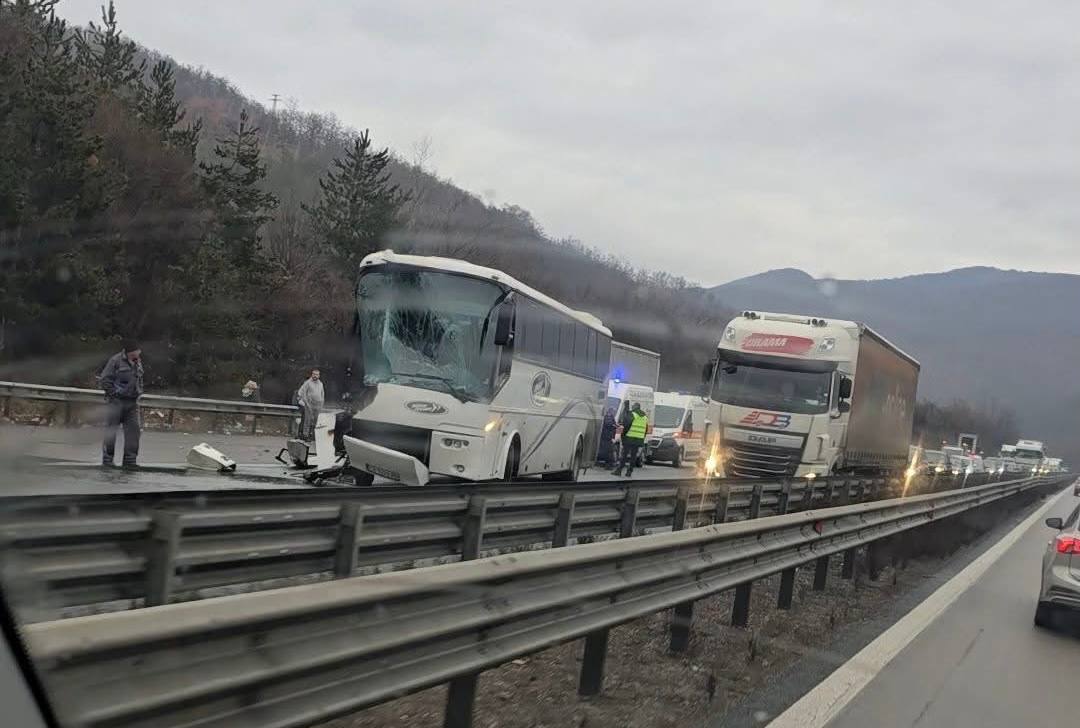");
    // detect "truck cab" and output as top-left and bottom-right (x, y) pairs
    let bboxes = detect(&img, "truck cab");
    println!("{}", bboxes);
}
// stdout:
(644, 392), (708, 467)
(702, 311), (919, 479)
